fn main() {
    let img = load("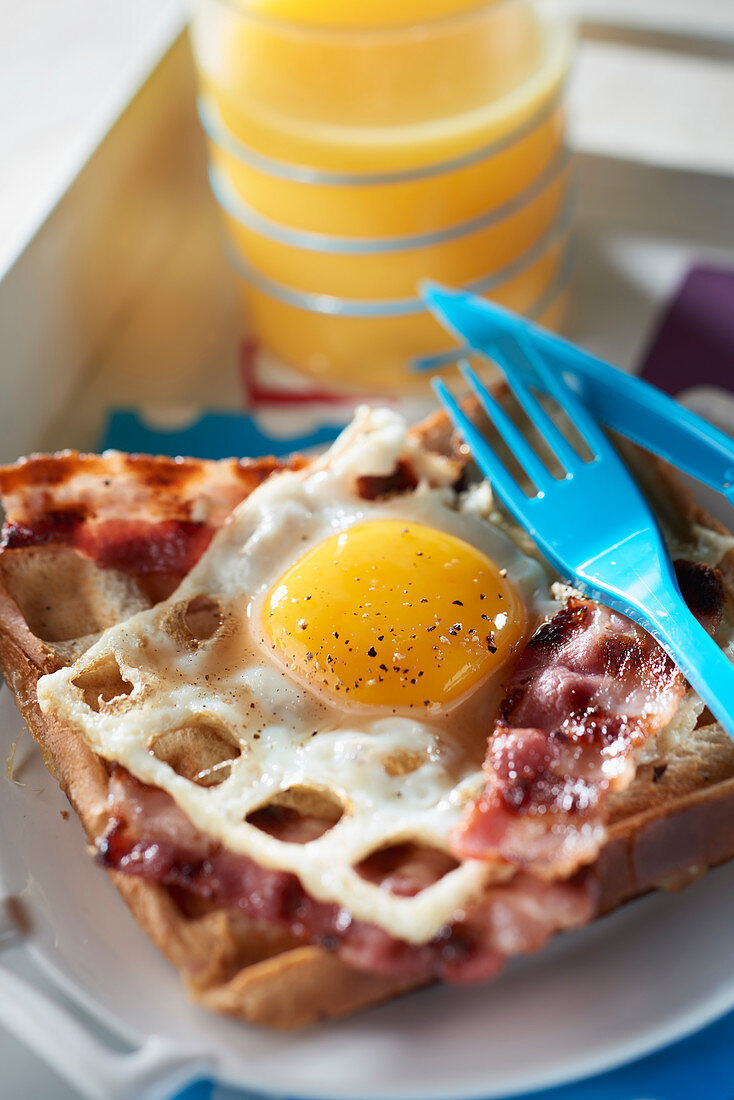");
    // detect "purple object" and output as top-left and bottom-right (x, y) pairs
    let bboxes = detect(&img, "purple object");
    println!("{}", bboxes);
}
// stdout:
(638, 265), (734, 396)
